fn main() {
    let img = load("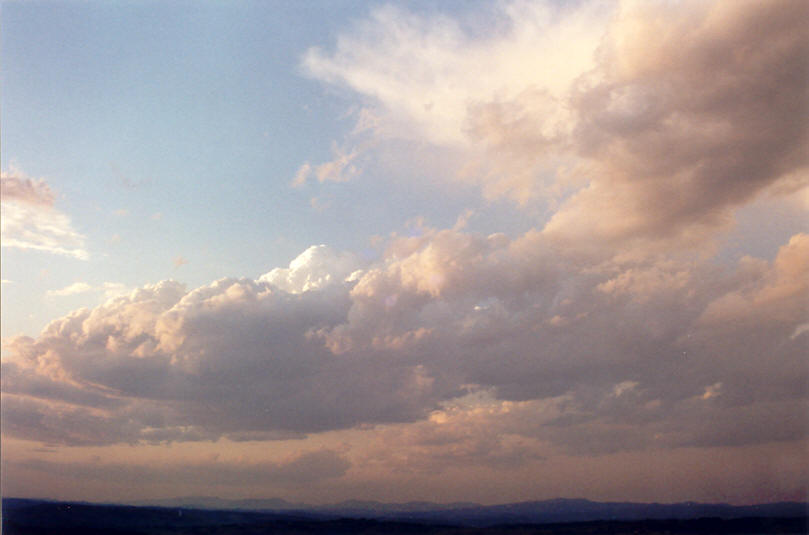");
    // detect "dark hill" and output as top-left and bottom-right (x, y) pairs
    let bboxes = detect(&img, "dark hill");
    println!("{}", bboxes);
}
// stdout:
(3, 498), (807, 535)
